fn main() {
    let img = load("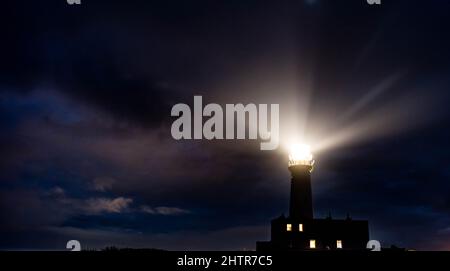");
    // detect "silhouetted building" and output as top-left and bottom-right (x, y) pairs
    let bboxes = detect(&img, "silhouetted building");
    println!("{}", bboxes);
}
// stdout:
(257, 145), (369, 251)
